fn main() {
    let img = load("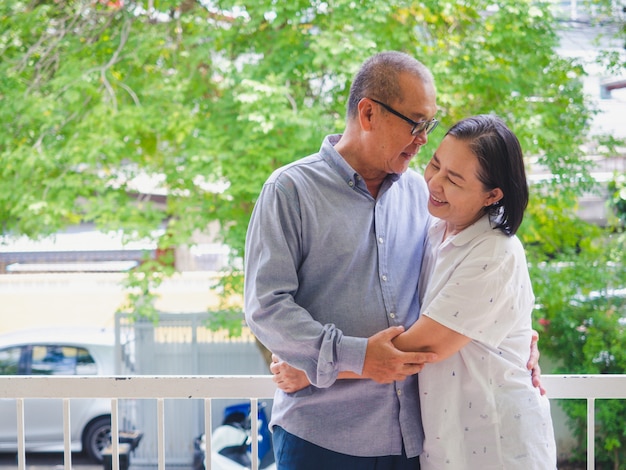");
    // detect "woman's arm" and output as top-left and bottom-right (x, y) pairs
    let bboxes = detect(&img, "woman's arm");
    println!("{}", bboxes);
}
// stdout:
(271, 348), (430, 393)
(392, 315), (471, 362)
